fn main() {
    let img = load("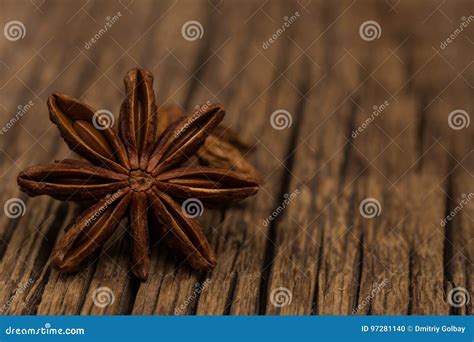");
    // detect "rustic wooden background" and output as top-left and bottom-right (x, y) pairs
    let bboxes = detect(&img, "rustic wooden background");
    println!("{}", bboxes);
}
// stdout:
(0, 0), (472, 315)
